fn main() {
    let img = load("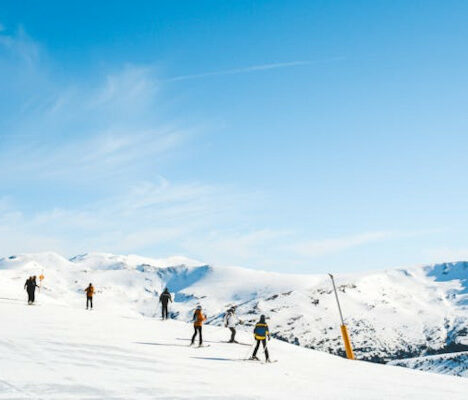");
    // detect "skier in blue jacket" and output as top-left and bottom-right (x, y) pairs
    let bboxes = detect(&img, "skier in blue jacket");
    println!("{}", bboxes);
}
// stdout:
(250, 315), (271, 362)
